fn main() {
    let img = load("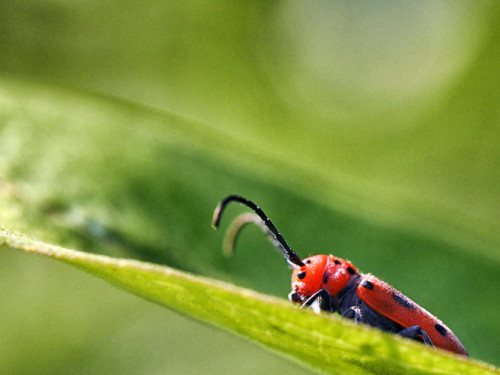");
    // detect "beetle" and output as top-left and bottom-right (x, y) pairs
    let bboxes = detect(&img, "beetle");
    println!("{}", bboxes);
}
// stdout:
(212, 195), (468, 356)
